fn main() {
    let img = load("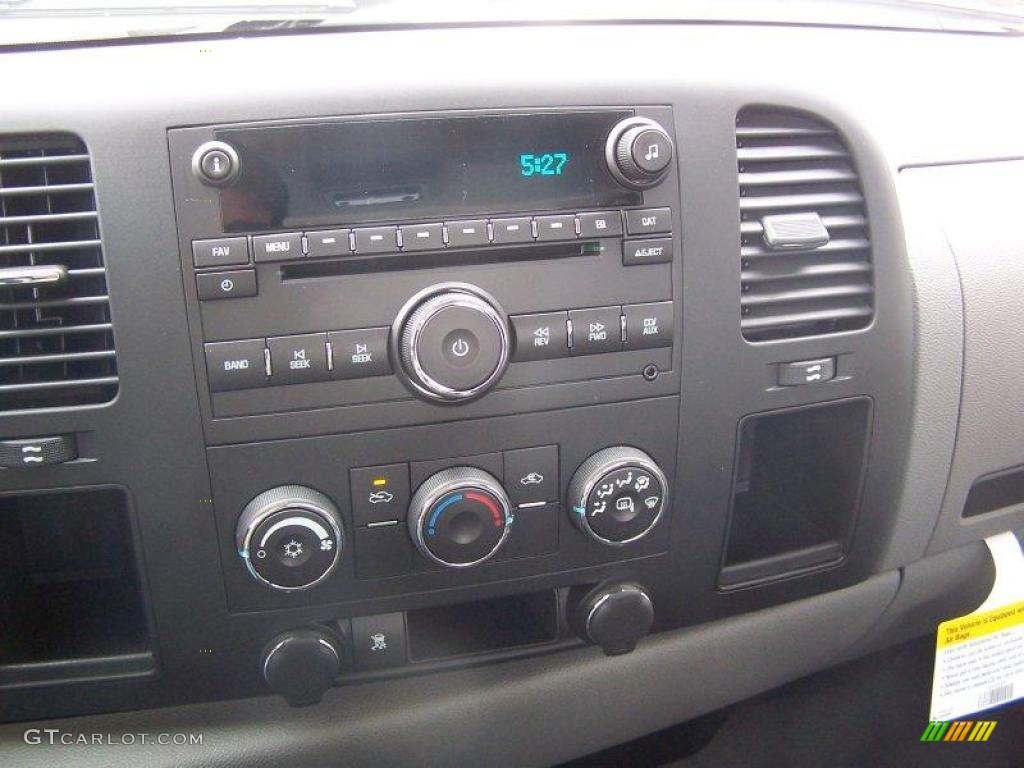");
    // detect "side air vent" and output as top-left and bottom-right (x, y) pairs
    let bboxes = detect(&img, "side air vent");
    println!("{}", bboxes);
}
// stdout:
(736, 107), (874, 341)
(0, 135), (118, 411)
